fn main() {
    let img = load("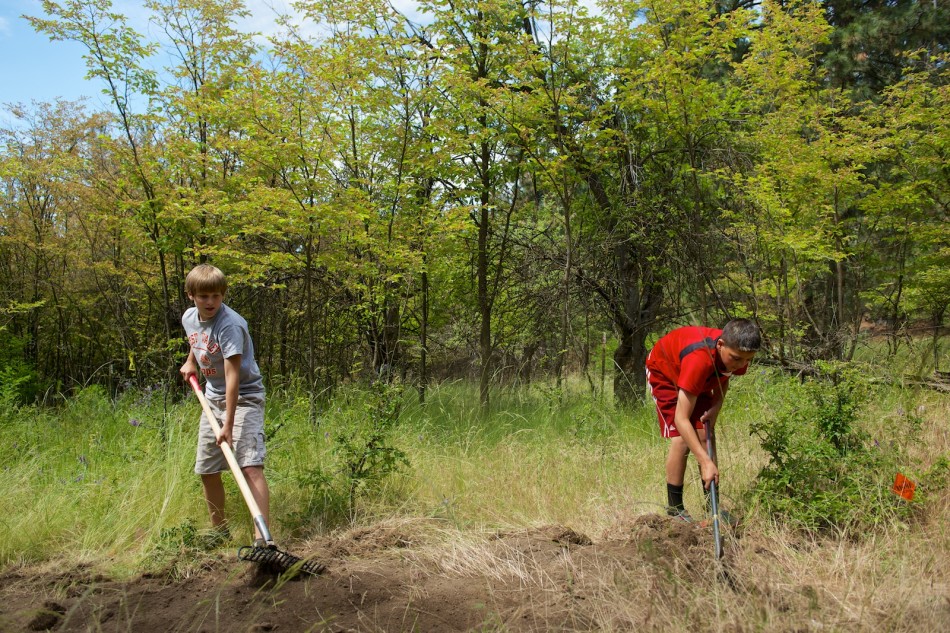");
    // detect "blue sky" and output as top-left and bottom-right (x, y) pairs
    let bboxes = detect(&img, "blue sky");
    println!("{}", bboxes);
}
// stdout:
(0, 1), (595, 110)
(0, 0), (101, 106)
(0, 0), (426, 109)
